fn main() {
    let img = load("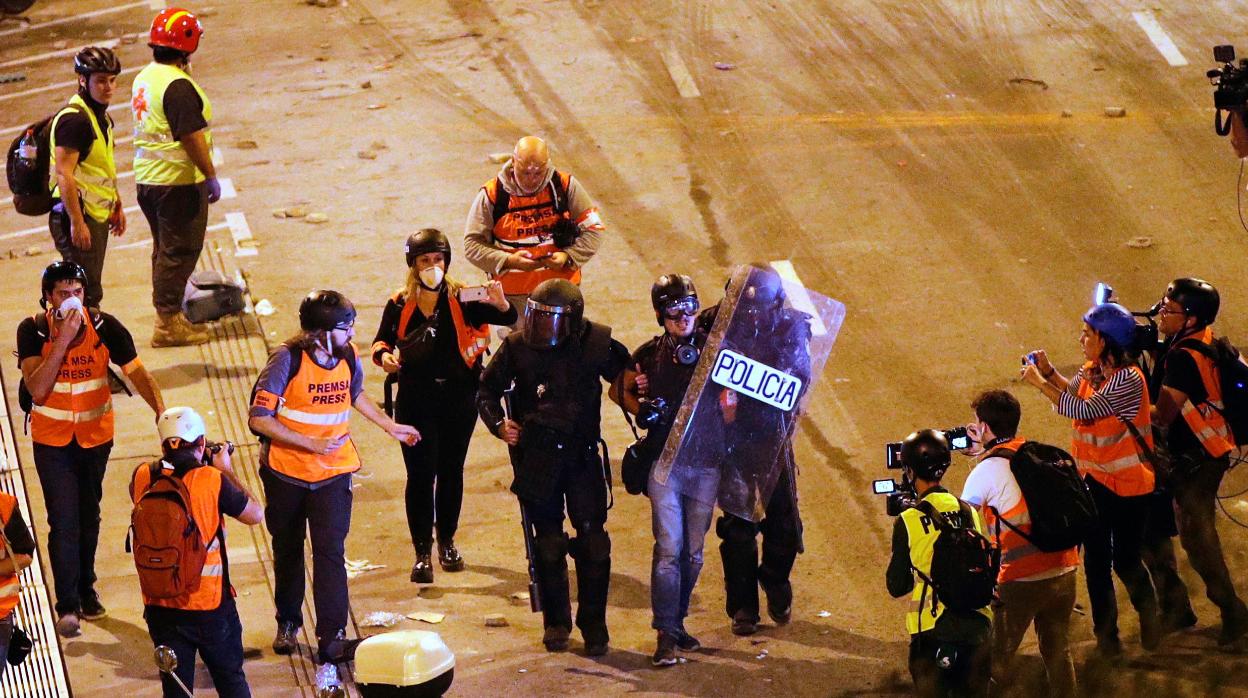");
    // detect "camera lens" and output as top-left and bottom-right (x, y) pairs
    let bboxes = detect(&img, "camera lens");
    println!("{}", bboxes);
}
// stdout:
(674, 343), (700, 366)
